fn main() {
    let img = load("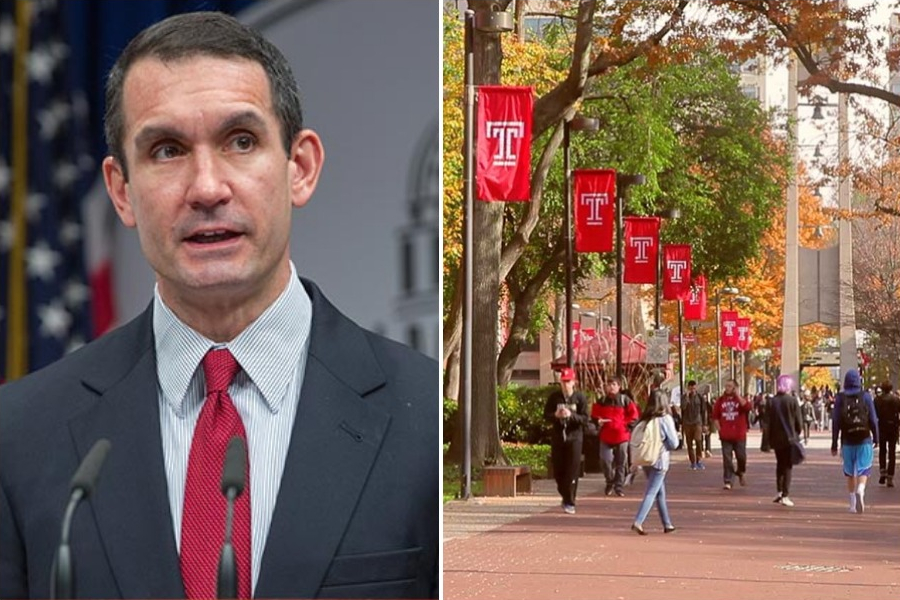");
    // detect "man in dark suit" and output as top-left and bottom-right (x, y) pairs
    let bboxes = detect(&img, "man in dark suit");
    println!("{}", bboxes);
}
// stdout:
(0, 12), (438, 599)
